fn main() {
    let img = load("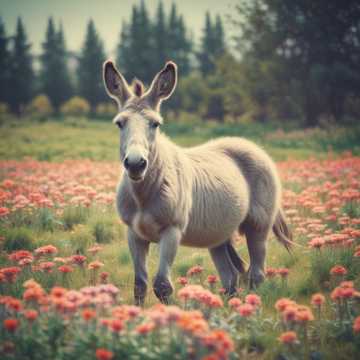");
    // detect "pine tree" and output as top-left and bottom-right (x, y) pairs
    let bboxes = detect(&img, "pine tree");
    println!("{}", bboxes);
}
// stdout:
(214, 15), (225, 55)
(55, 23), (73, 108)
(198, 13), (226, 76)
(167, 3), (192, 75)
(0, 17), (11, 105)
(153, 0), (167, 71)
(78, 19), (106, 112)
(8, 17), (34, 115)
(198, 12), (216, 76)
